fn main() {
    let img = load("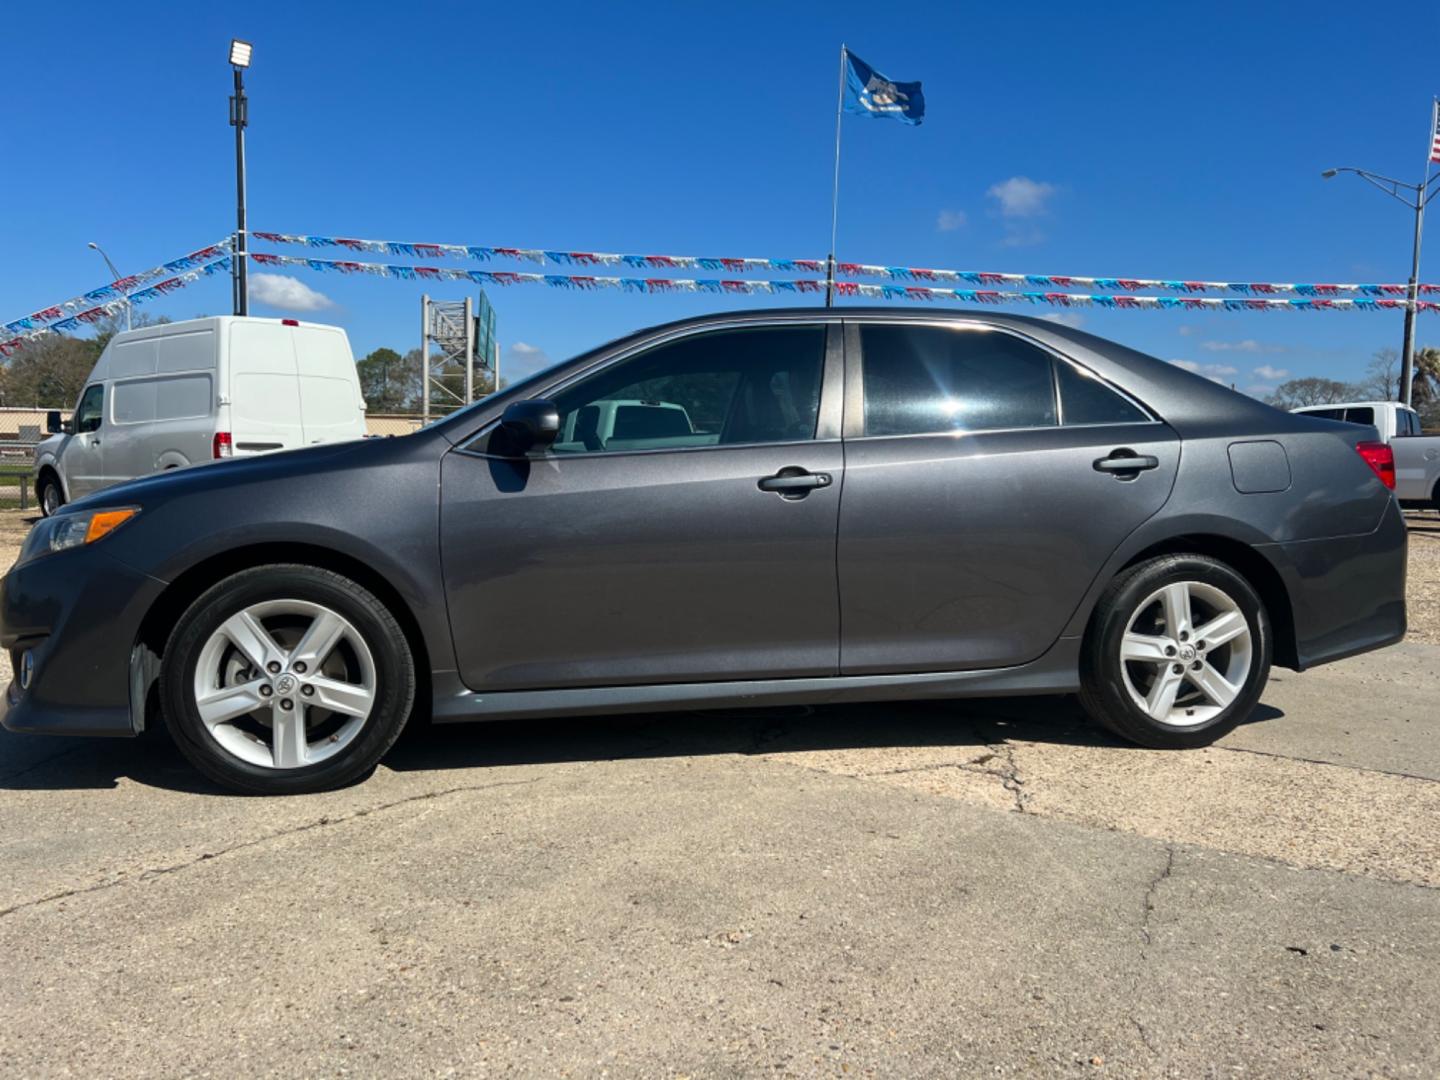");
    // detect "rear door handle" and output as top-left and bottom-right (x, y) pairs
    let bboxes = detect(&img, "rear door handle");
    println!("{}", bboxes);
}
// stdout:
(758, 468), (833, 498)
(1094, 452), (1159, 475)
